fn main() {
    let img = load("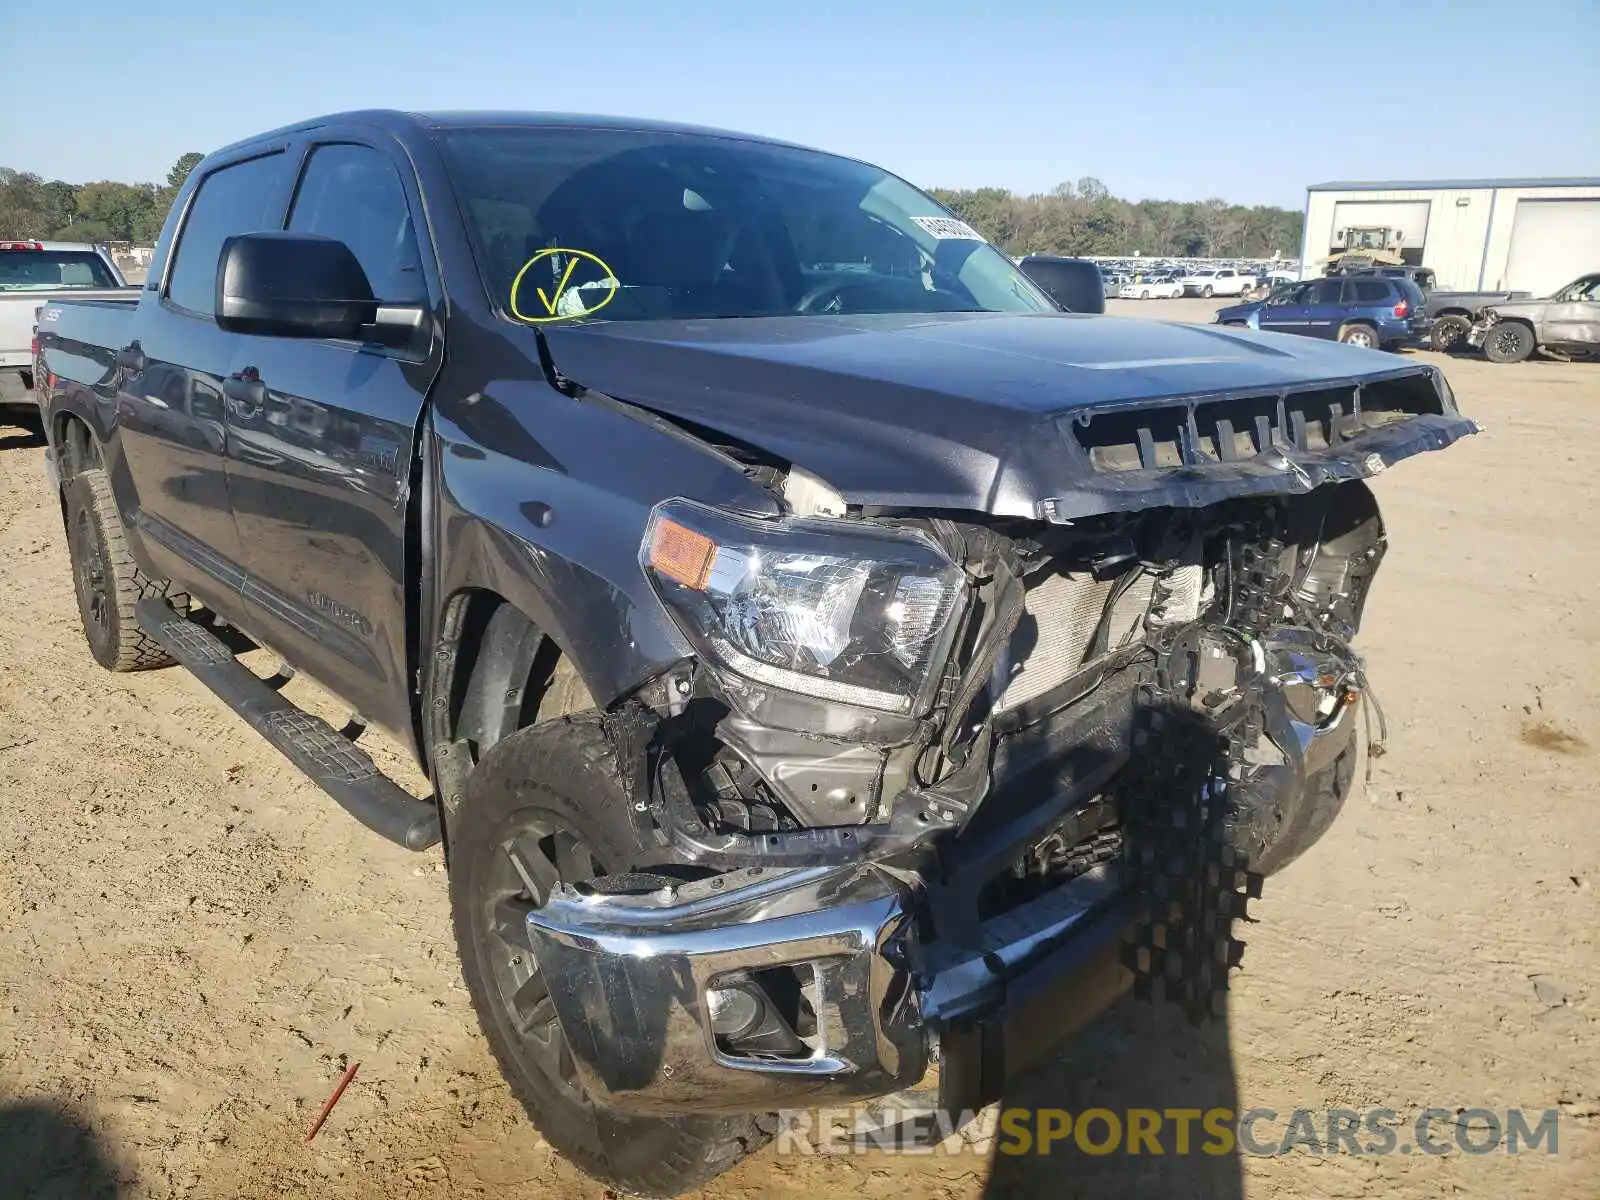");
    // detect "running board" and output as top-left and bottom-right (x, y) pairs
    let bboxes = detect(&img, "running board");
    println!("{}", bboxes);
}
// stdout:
(135, 599), (441, 852)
